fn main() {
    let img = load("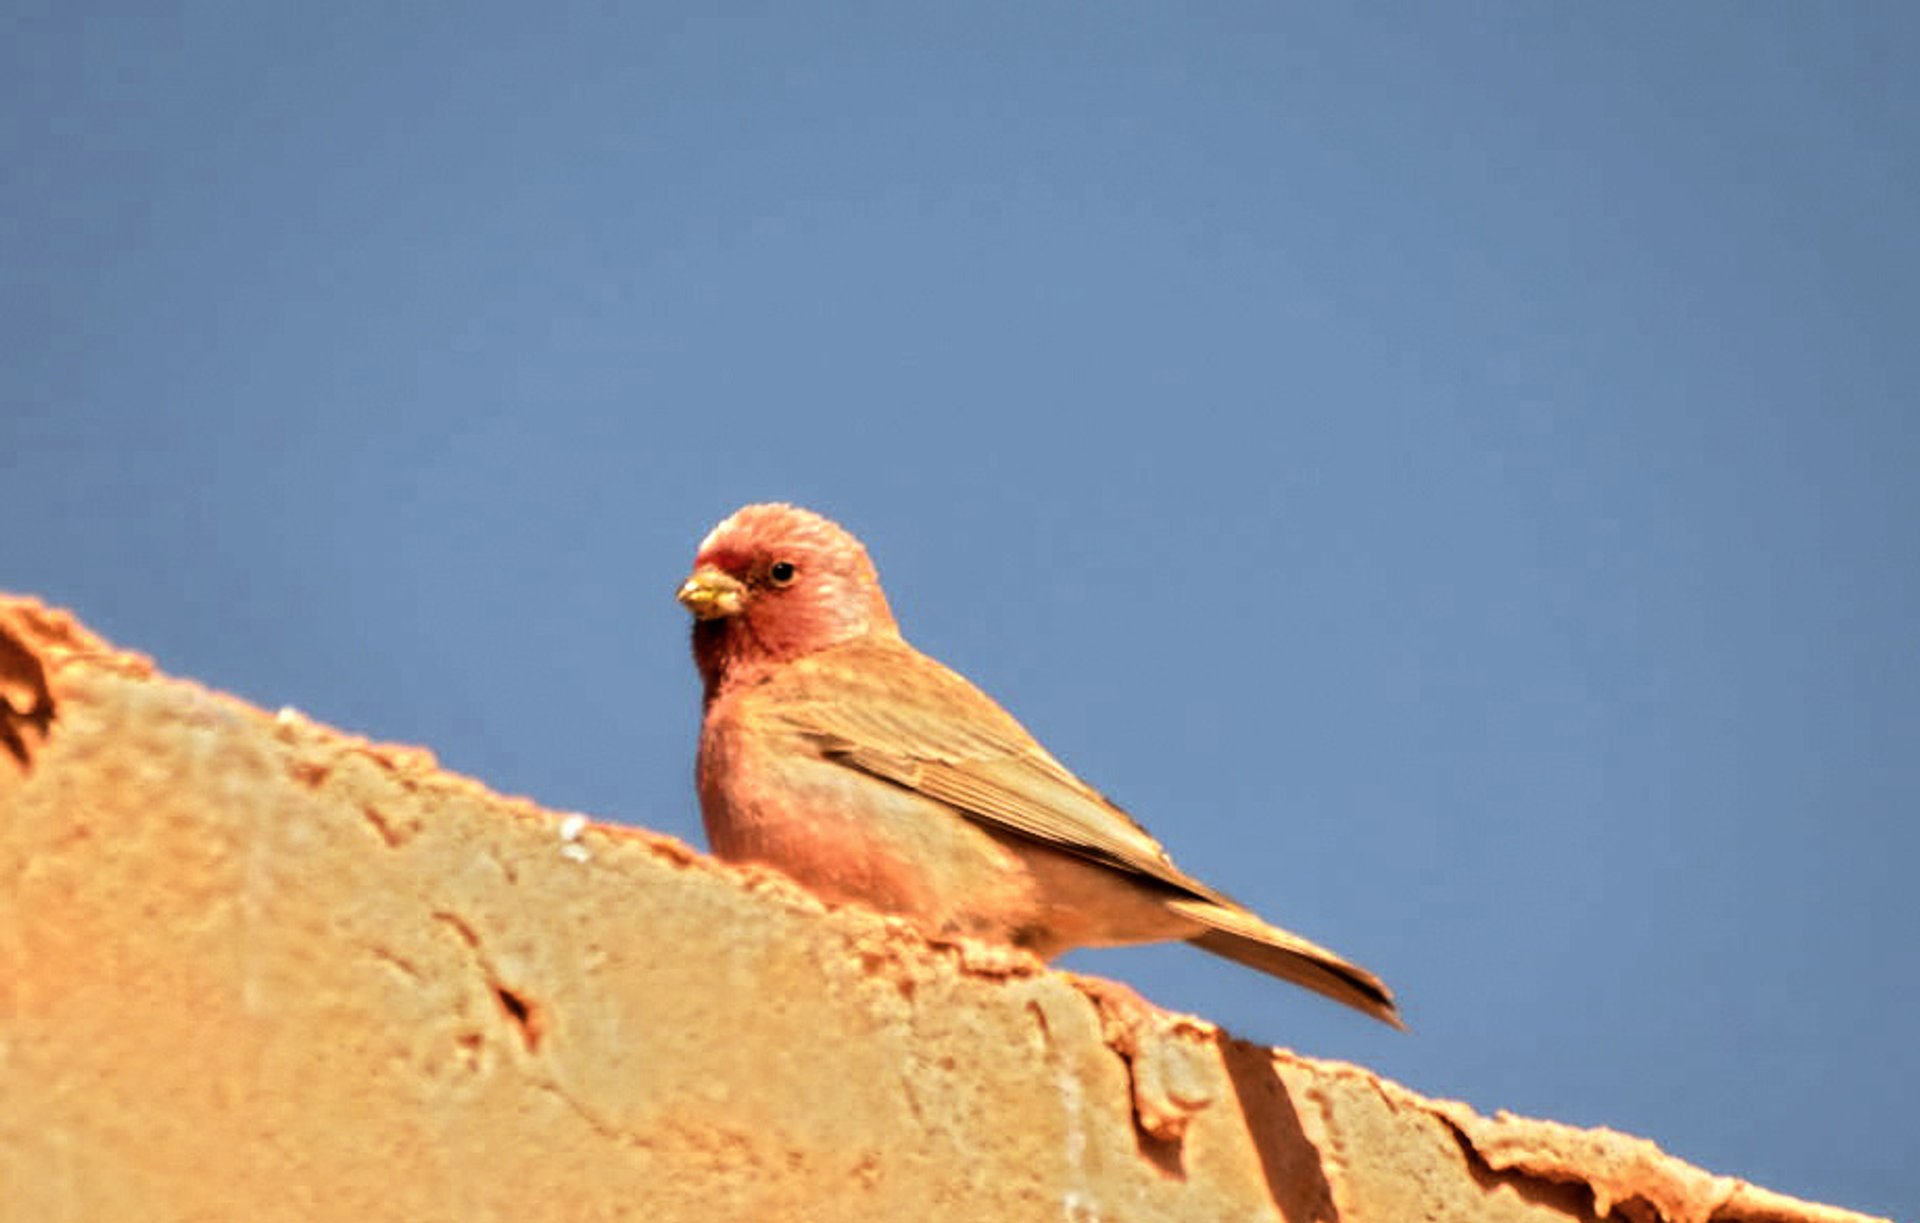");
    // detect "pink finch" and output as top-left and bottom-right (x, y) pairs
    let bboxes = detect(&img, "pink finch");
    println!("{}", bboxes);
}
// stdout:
(679, 503), (1401, 1027)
